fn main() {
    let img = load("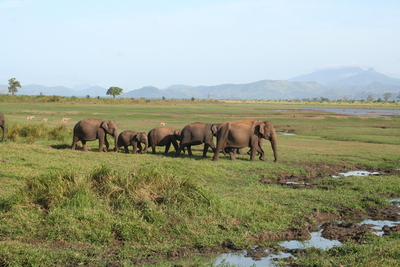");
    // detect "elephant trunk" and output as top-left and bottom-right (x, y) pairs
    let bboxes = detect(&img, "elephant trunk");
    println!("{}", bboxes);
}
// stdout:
(142, 139), (148, 153)
(270, 131), (278, 162)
